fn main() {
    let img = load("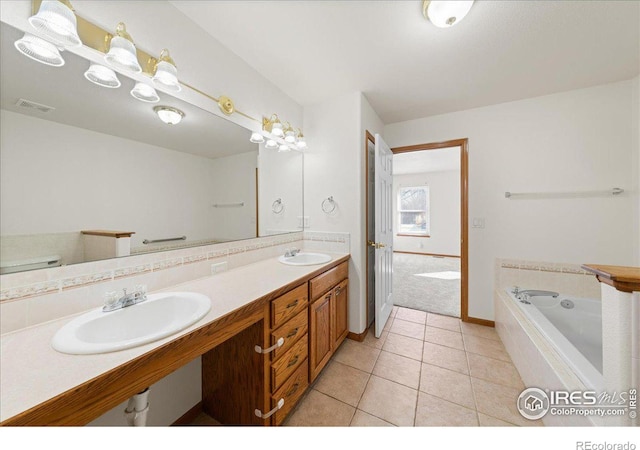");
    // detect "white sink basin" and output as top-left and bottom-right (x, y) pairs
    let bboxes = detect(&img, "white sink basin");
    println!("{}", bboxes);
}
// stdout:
(52, 292), (211, 355)
(278, 252), (332, 266)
